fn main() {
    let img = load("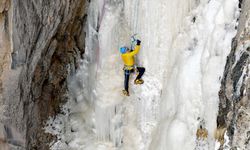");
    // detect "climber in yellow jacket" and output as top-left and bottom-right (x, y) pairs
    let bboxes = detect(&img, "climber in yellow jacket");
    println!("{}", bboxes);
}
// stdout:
(120, 39), (145, 96)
